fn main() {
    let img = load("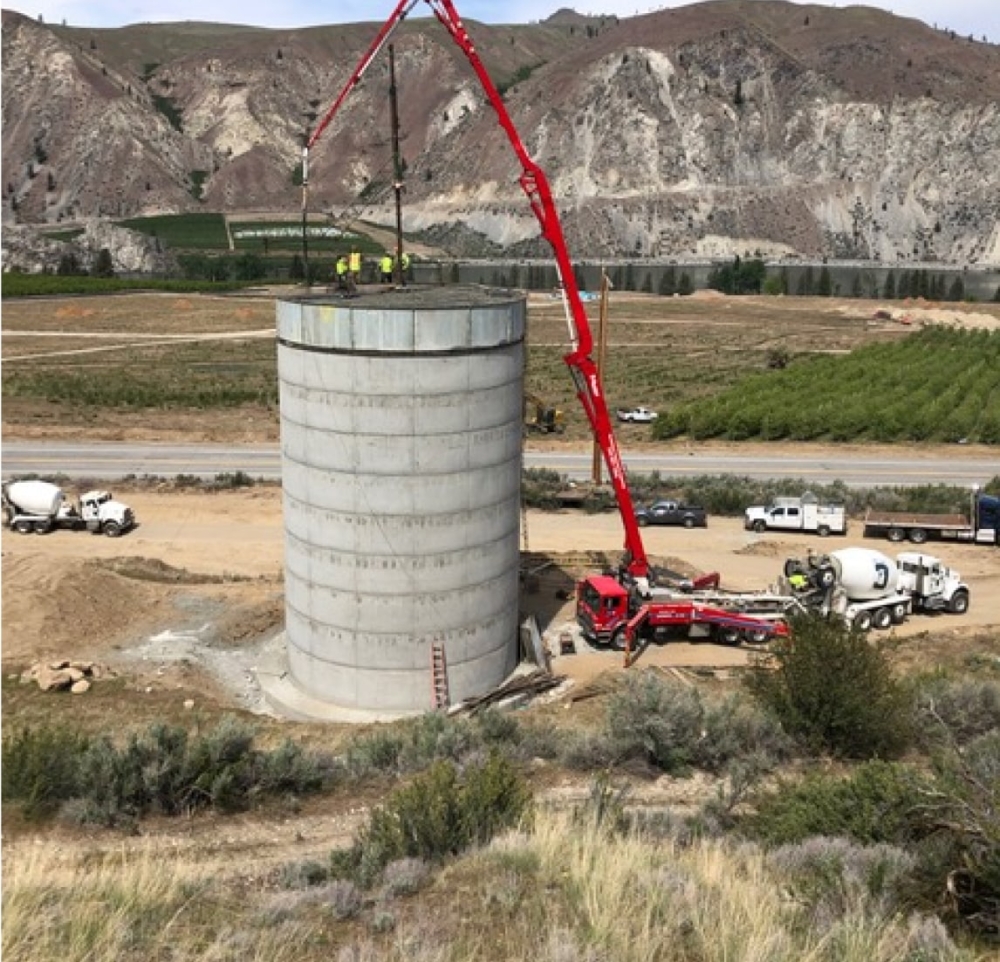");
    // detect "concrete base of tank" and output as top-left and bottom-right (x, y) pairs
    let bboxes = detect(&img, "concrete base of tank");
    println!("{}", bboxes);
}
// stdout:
(256, 633), (428, 723)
